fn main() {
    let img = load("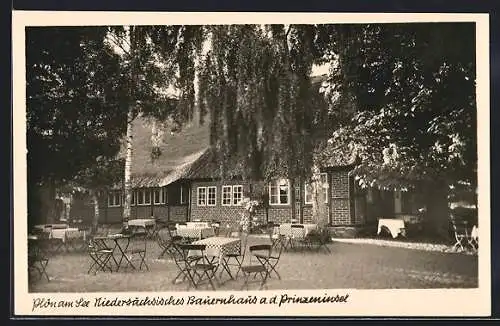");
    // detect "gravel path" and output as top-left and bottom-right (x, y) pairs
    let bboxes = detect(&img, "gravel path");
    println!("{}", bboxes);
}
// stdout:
(331, 237), (478, 255)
